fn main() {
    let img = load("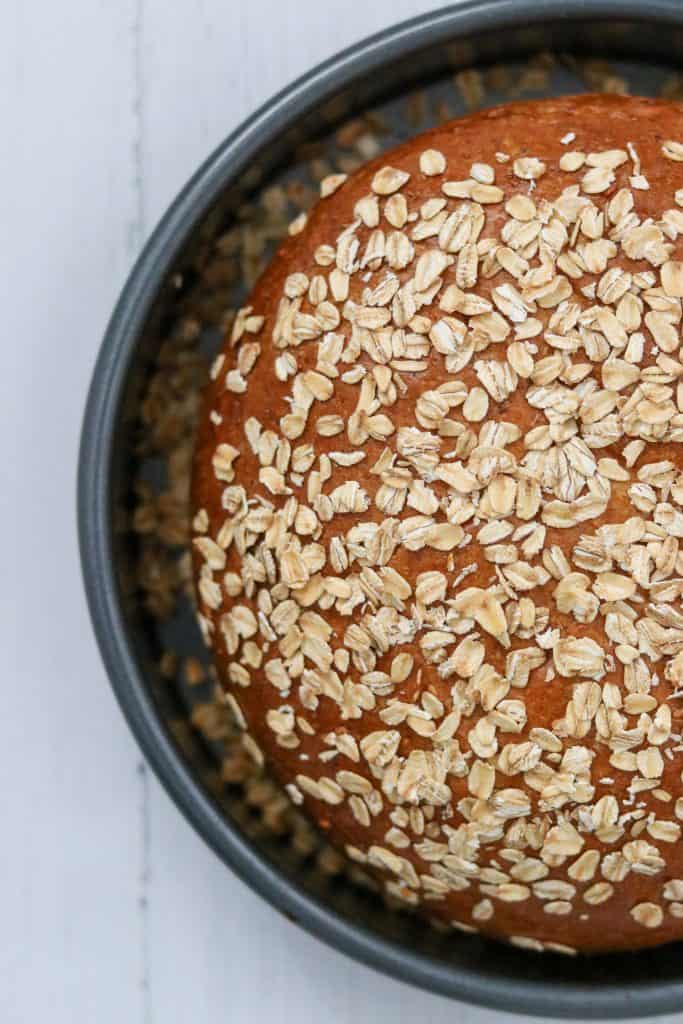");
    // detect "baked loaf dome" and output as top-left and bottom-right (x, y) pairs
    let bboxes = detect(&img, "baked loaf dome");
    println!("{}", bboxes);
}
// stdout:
(193, 95), (683, 954)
